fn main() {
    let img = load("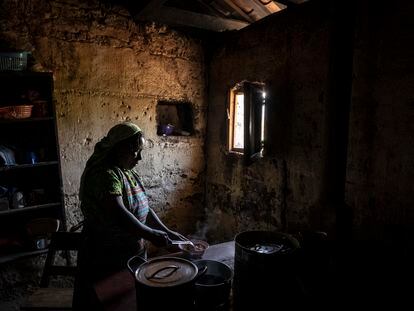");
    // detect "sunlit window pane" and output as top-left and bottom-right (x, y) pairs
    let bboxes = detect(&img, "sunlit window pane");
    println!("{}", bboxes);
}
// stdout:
(233, 94), (244, 149)
(260, 92), (266, 143)
(261, 102), (265, 143)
